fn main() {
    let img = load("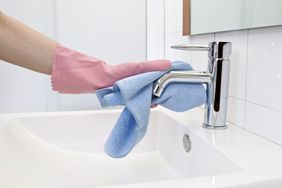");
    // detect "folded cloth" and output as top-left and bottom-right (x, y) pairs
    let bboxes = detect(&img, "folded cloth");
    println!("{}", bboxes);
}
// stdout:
(96, 61), (206, 158)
